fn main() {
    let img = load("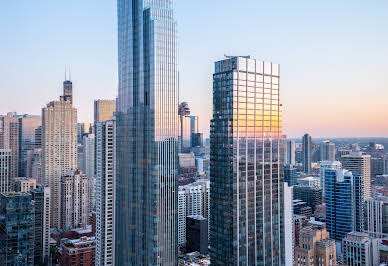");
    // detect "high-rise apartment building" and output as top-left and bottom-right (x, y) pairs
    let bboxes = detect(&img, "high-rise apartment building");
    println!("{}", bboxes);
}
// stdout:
(31, 185), (50, 265)
(95, 119), (116, 266)
(325, 169), (363, 240)
(342, 152), (371, 199)
(82, 134), (95, 177)
(342, 231), (379, 266)
(116, 0), (179, 264)
(18, 115), (41, 177)
(294, 224), (336, 266)
(319, 160), (341, 194)
(42, 80), (77, 227)
(302, 134), (312, 174)
(178, 180), (210, 247)
(286, 139), (296, 165)
(320, 140), (336, 161)
(210, 56), (284, 265)
(0, 114), (19, 183)
(365, 196), (388, 238)
(94, 100), (115, 123)
(284, 164), (297, 186)
(0, 192), (35, 265)
(0, 149), (11, 192)
(59, 169), (89, 230)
